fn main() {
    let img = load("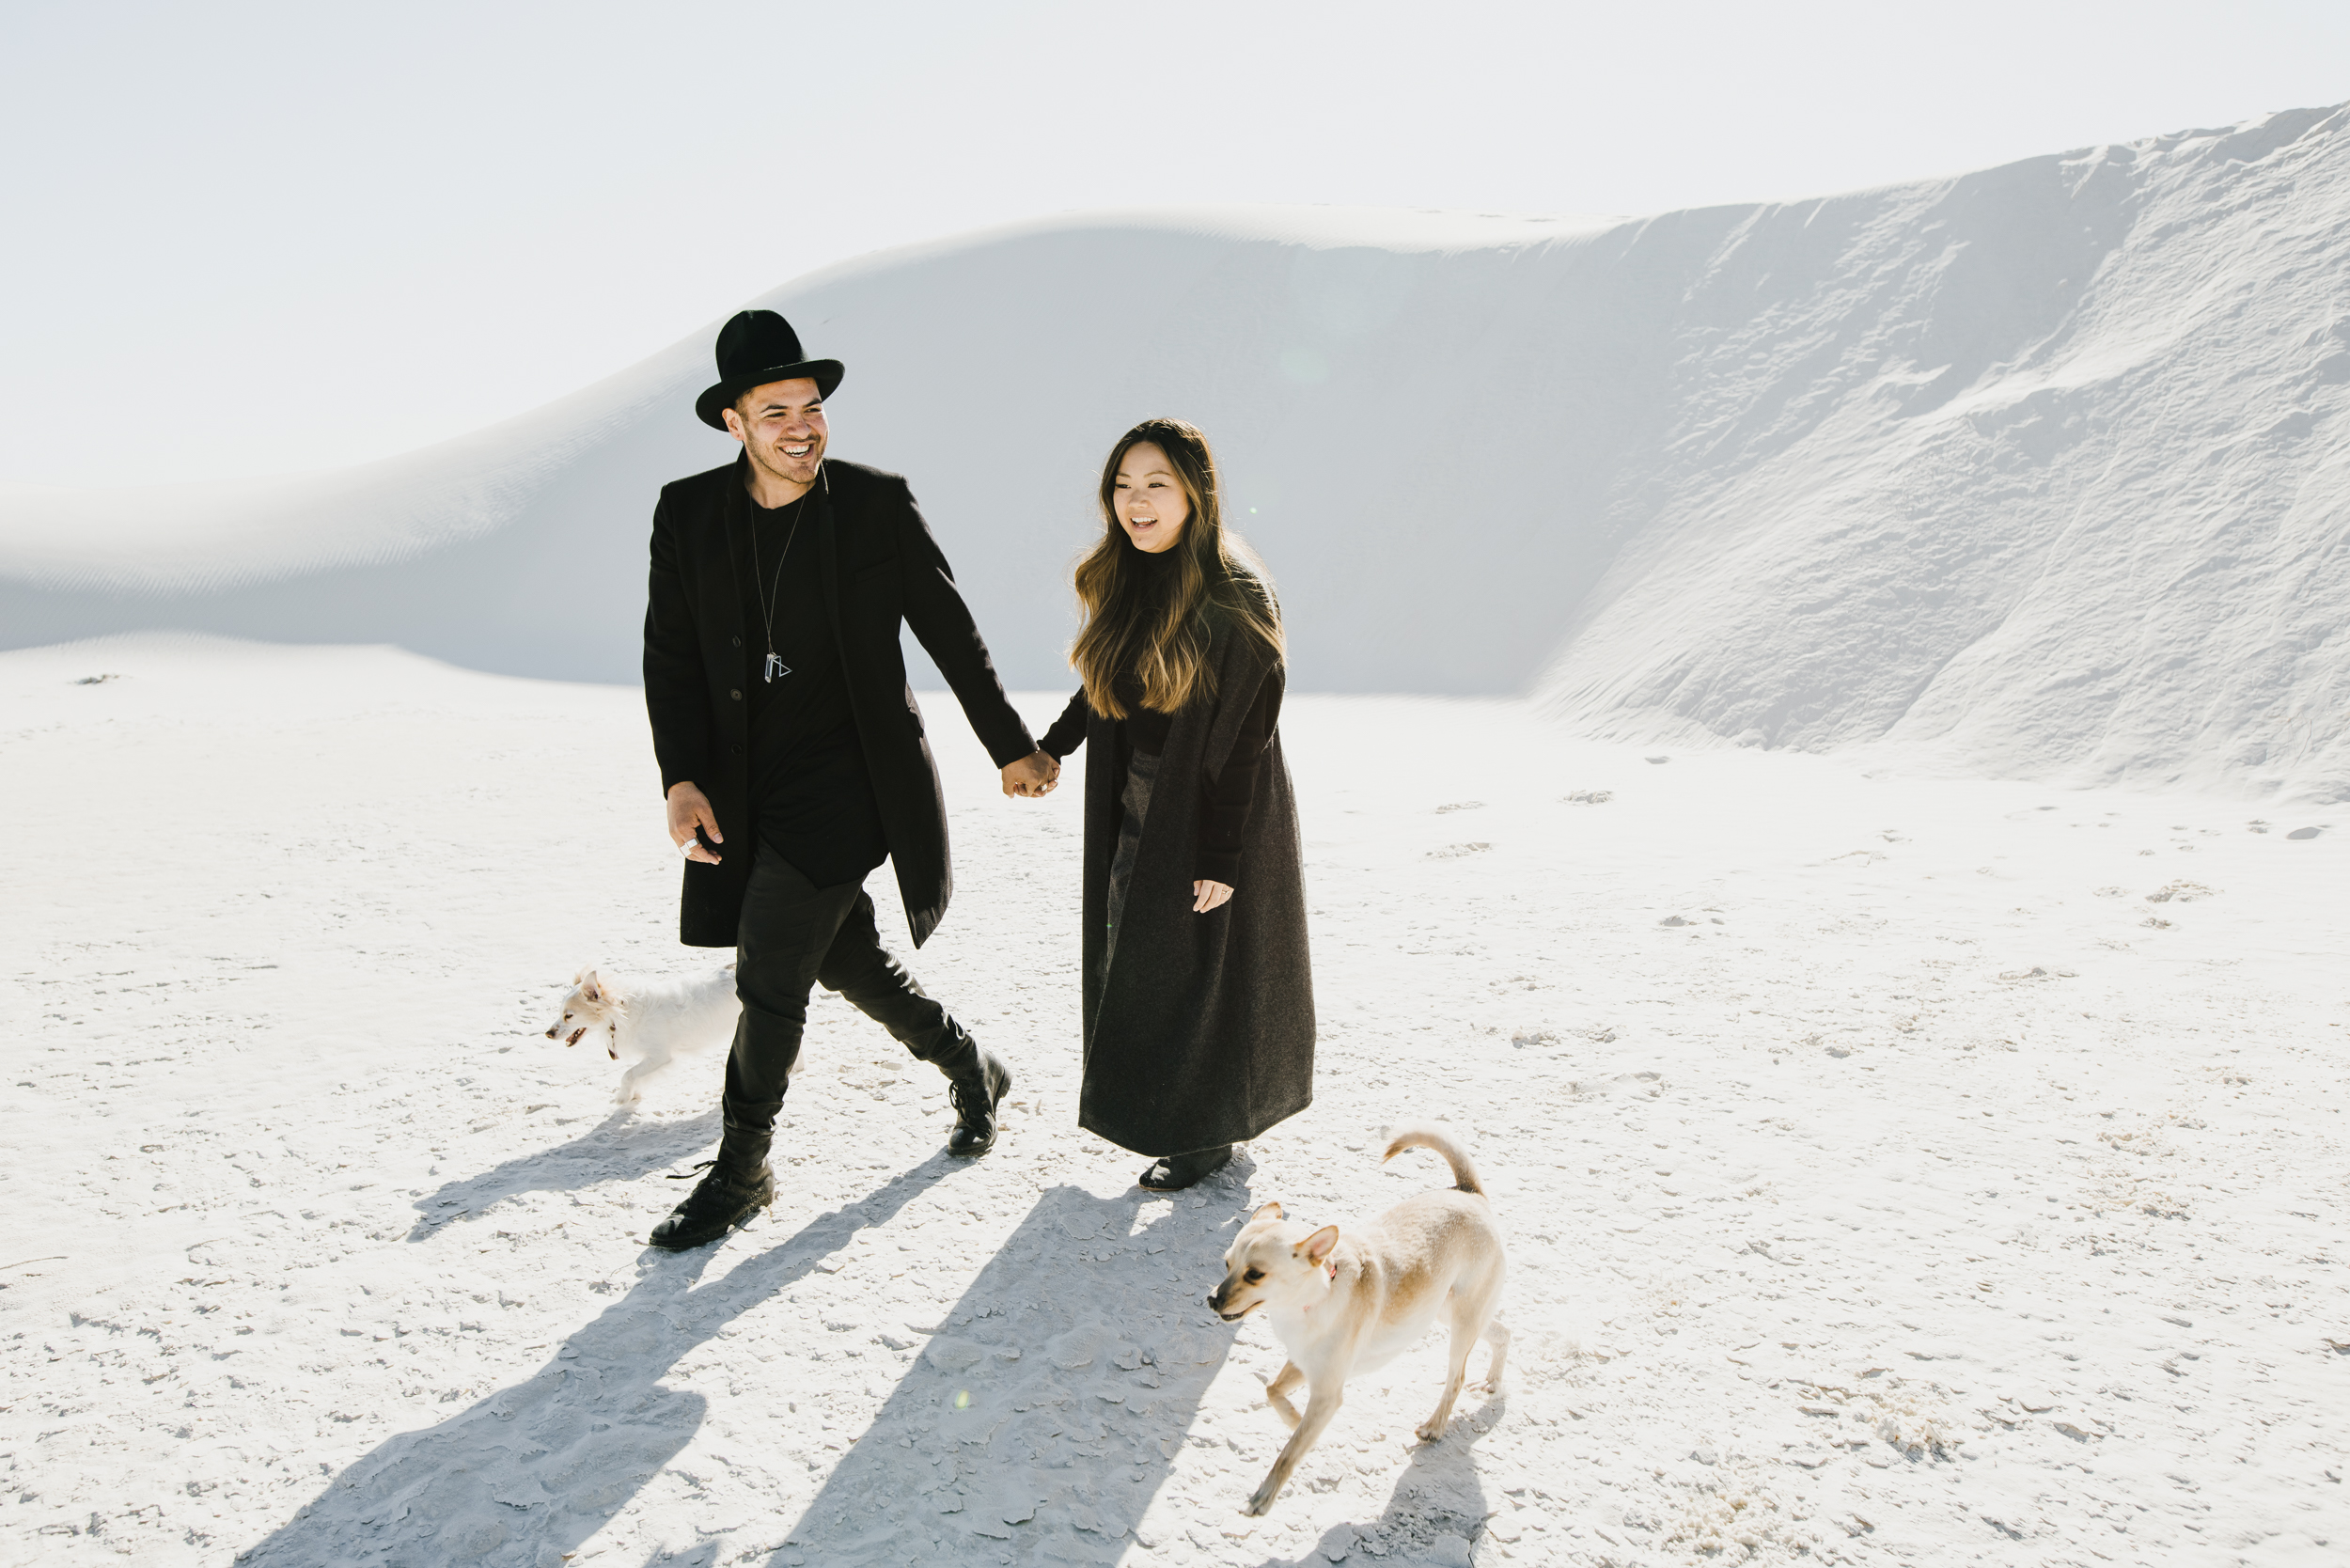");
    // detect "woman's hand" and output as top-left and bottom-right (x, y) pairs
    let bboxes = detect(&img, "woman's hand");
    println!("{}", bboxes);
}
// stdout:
(667, 781), (723, 863)
(1193, 879), (1233, 913)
